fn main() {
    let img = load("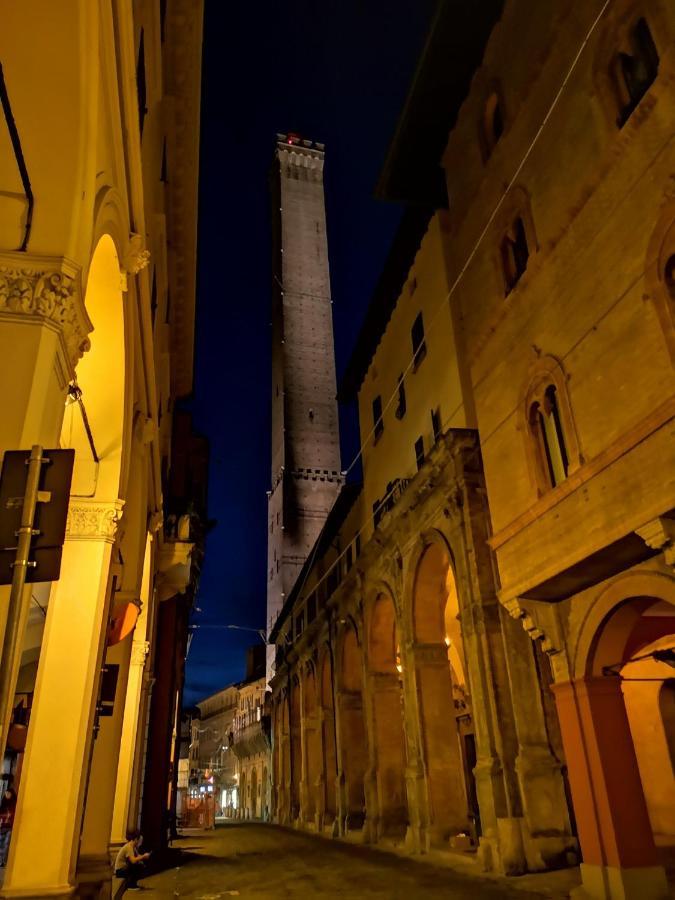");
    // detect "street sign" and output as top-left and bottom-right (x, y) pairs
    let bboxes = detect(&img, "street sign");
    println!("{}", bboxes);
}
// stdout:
(0, 448), (74, 584)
